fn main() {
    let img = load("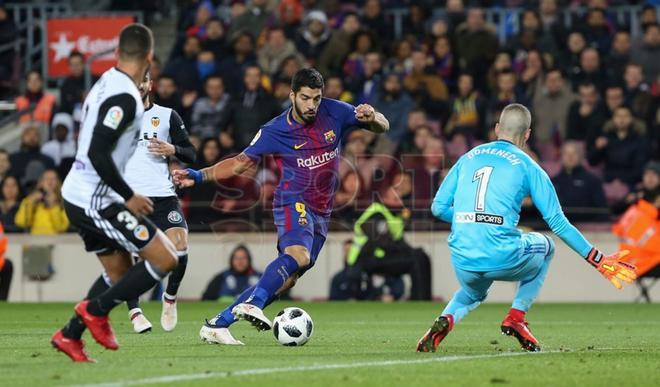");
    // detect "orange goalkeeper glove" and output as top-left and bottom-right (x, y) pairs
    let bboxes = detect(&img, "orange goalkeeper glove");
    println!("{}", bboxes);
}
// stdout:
(585, 248), (637, 290)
